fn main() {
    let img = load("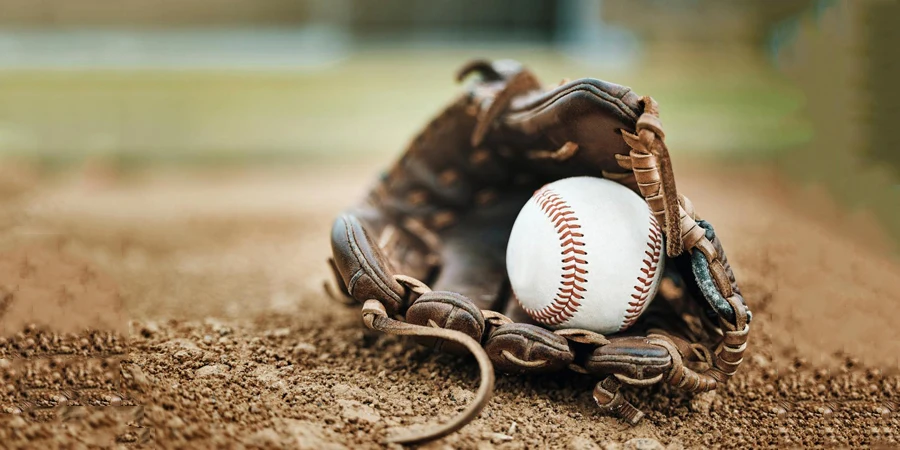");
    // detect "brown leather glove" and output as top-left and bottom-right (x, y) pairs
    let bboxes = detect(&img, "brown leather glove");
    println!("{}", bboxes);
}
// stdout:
(328, 59), (751, 445)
